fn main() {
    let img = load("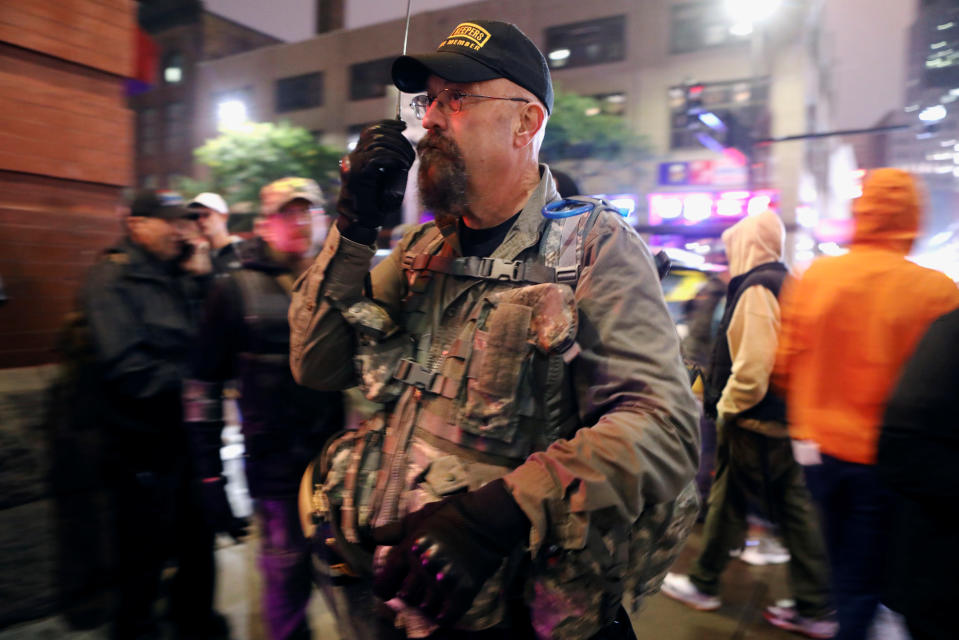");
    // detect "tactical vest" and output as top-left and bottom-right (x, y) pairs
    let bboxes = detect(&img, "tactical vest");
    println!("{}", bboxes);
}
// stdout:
(703, 262), (788, 422)
(326, 199), (608, 541)
(313, 198), (700, 638)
